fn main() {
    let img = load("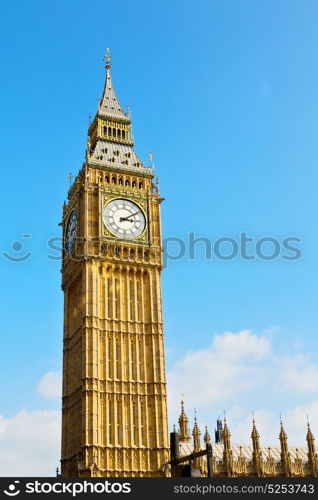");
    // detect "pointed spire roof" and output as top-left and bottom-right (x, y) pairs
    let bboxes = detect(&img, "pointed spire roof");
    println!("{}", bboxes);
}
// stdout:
(178, 399), (191, 442)
(307, 418), (315, 442)
(204, 425), (211, 444)
(279, 417), (288, 441)
(86, 50), (153, 175)
(192, 411), (201, 437)
(223, 417), (231, 438)
(251, 416), (260, 440)
(192, 410), (201, 452)
(98, 49), (129, 121)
